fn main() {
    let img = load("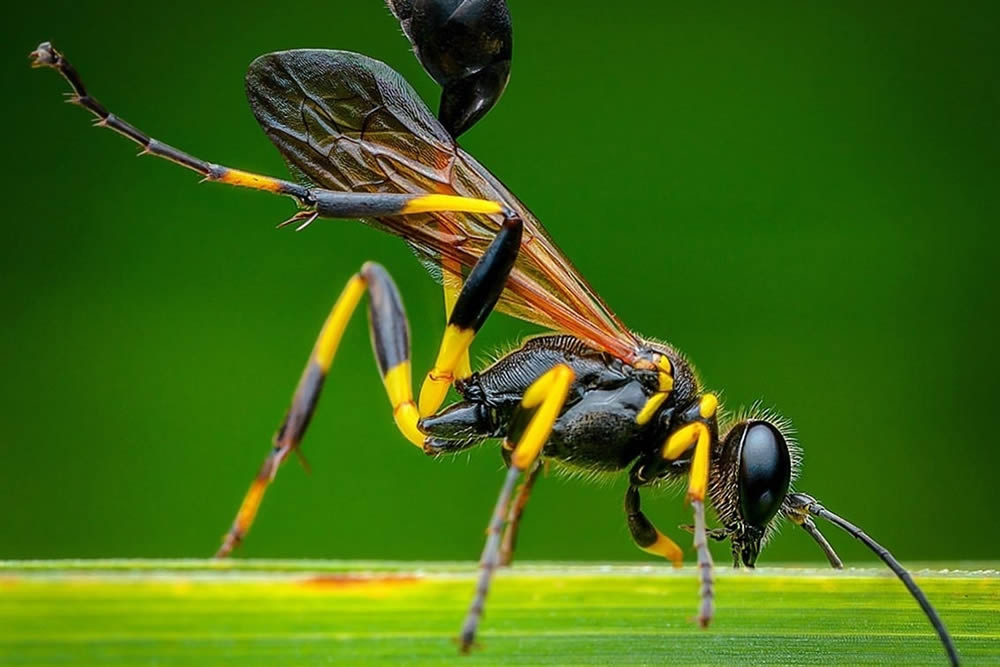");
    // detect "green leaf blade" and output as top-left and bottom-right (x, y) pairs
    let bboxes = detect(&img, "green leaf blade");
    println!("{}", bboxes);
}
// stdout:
(1, 561), (997, 664)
